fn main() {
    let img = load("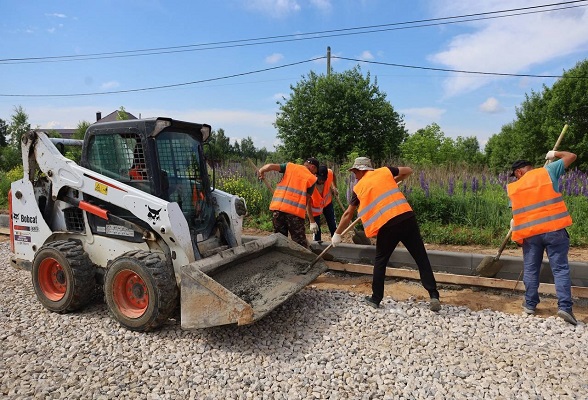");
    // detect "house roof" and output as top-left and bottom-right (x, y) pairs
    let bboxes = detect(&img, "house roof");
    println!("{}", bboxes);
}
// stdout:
(38, 110), (138, 139)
